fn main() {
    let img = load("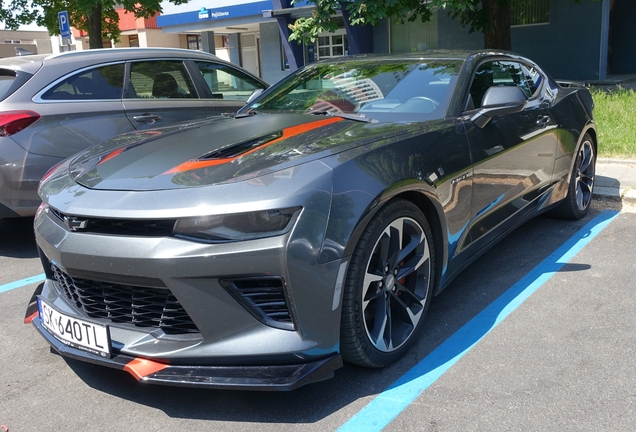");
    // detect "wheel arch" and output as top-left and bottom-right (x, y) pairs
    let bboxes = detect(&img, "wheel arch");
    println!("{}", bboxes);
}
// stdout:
(341, 188), (448, 295)
(567, 123), (598, 184)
